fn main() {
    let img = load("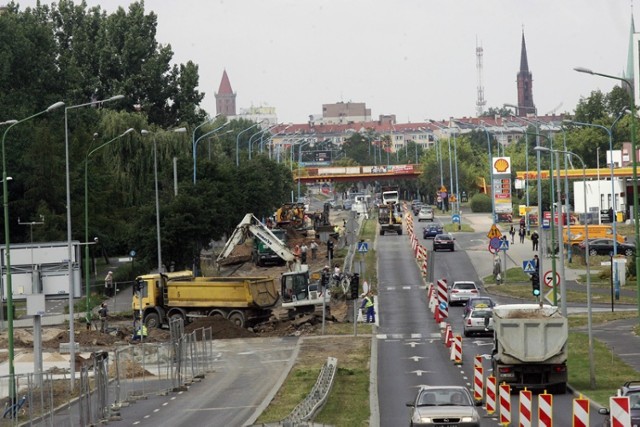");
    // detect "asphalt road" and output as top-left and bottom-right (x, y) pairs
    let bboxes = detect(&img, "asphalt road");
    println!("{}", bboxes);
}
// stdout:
(105, 337), (298, 427)
(375, 214), (608, 426)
